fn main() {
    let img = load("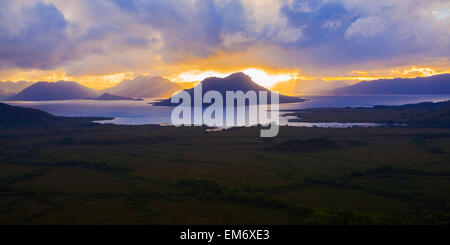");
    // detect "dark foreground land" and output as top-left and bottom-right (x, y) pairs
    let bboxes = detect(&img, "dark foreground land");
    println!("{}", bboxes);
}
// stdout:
(285, 100), (450, 128)
(0, 123), (449, 224)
